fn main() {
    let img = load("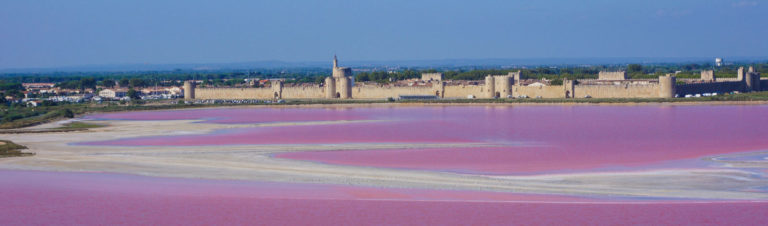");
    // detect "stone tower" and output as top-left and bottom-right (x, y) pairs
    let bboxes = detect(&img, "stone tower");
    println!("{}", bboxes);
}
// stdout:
(744, 66), (761, 92)
(332, 55), (352, 78)
(737, 67), (745, 81)
(431, 81), (445, 98)
(337, 76), (351, 99)
(327, 56), (353, 99)
(563, 79), (575, 98)
(509, 71), (521, 86)
(496, 75), (511, 98)
(700, 70), (715, 82)
(183, 81), (195, 100)
(325, 77), (336, 99)
(271, 80), (283, 99)
(745, 70), (760, 92)
(659, 74), (676, 98)
(485, 75), (496, 98)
